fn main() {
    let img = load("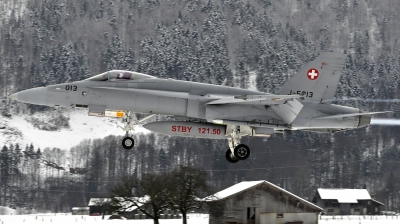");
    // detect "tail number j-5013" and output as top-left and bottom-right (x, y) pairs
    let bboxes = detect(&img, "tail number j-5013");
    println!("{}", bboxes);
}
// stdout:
(289, 90), (313, 97)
